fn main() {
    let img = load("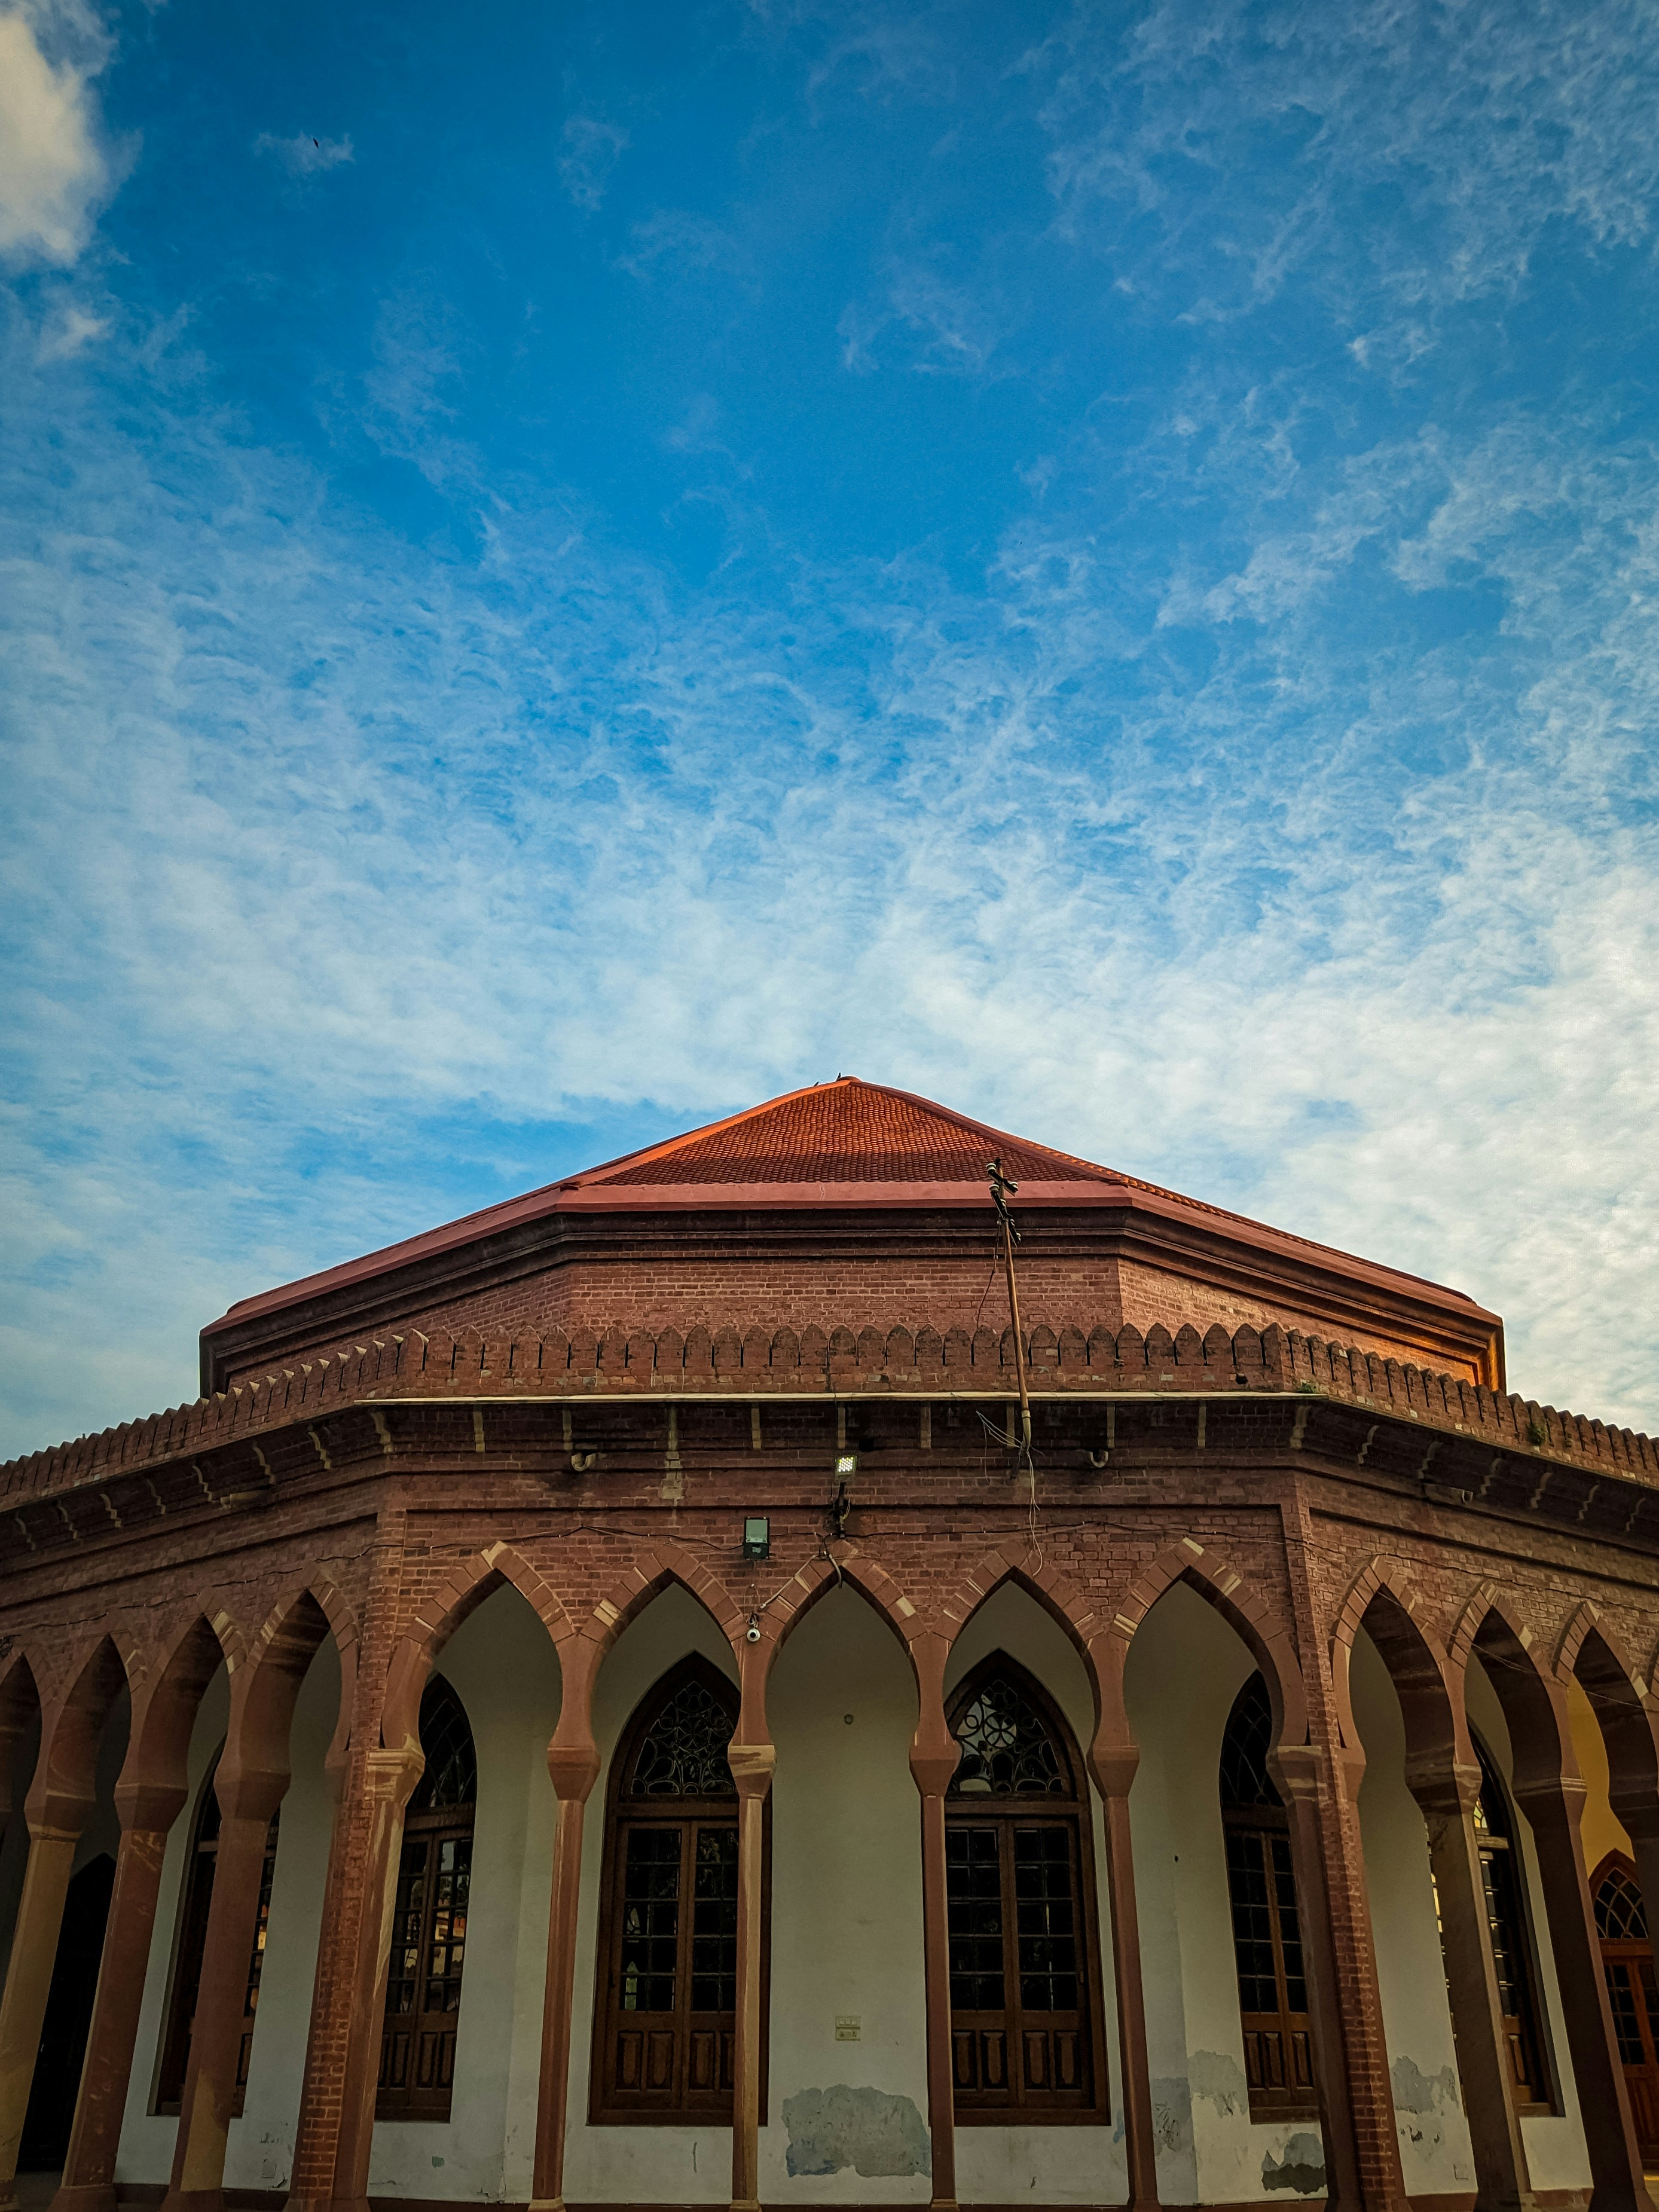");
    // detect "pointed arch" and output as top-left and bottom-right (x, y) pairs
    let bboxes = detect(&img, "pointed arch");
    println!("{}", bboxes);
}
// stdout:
(577, 1540), (744, 1658)
(121, 1612), (236, 1827)
(32, 1632), (132, 1830)
(1329, 1554), (1463, 1808)
(383, 1541), (574, 1754)
(0, 1648), (39, 1828)
(1095, 1537), (1306, 1757)
(224, 1586), (344, 1816)
(1554, 1605), (1659, 1859)
(936, 1542), (1101, 1663)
